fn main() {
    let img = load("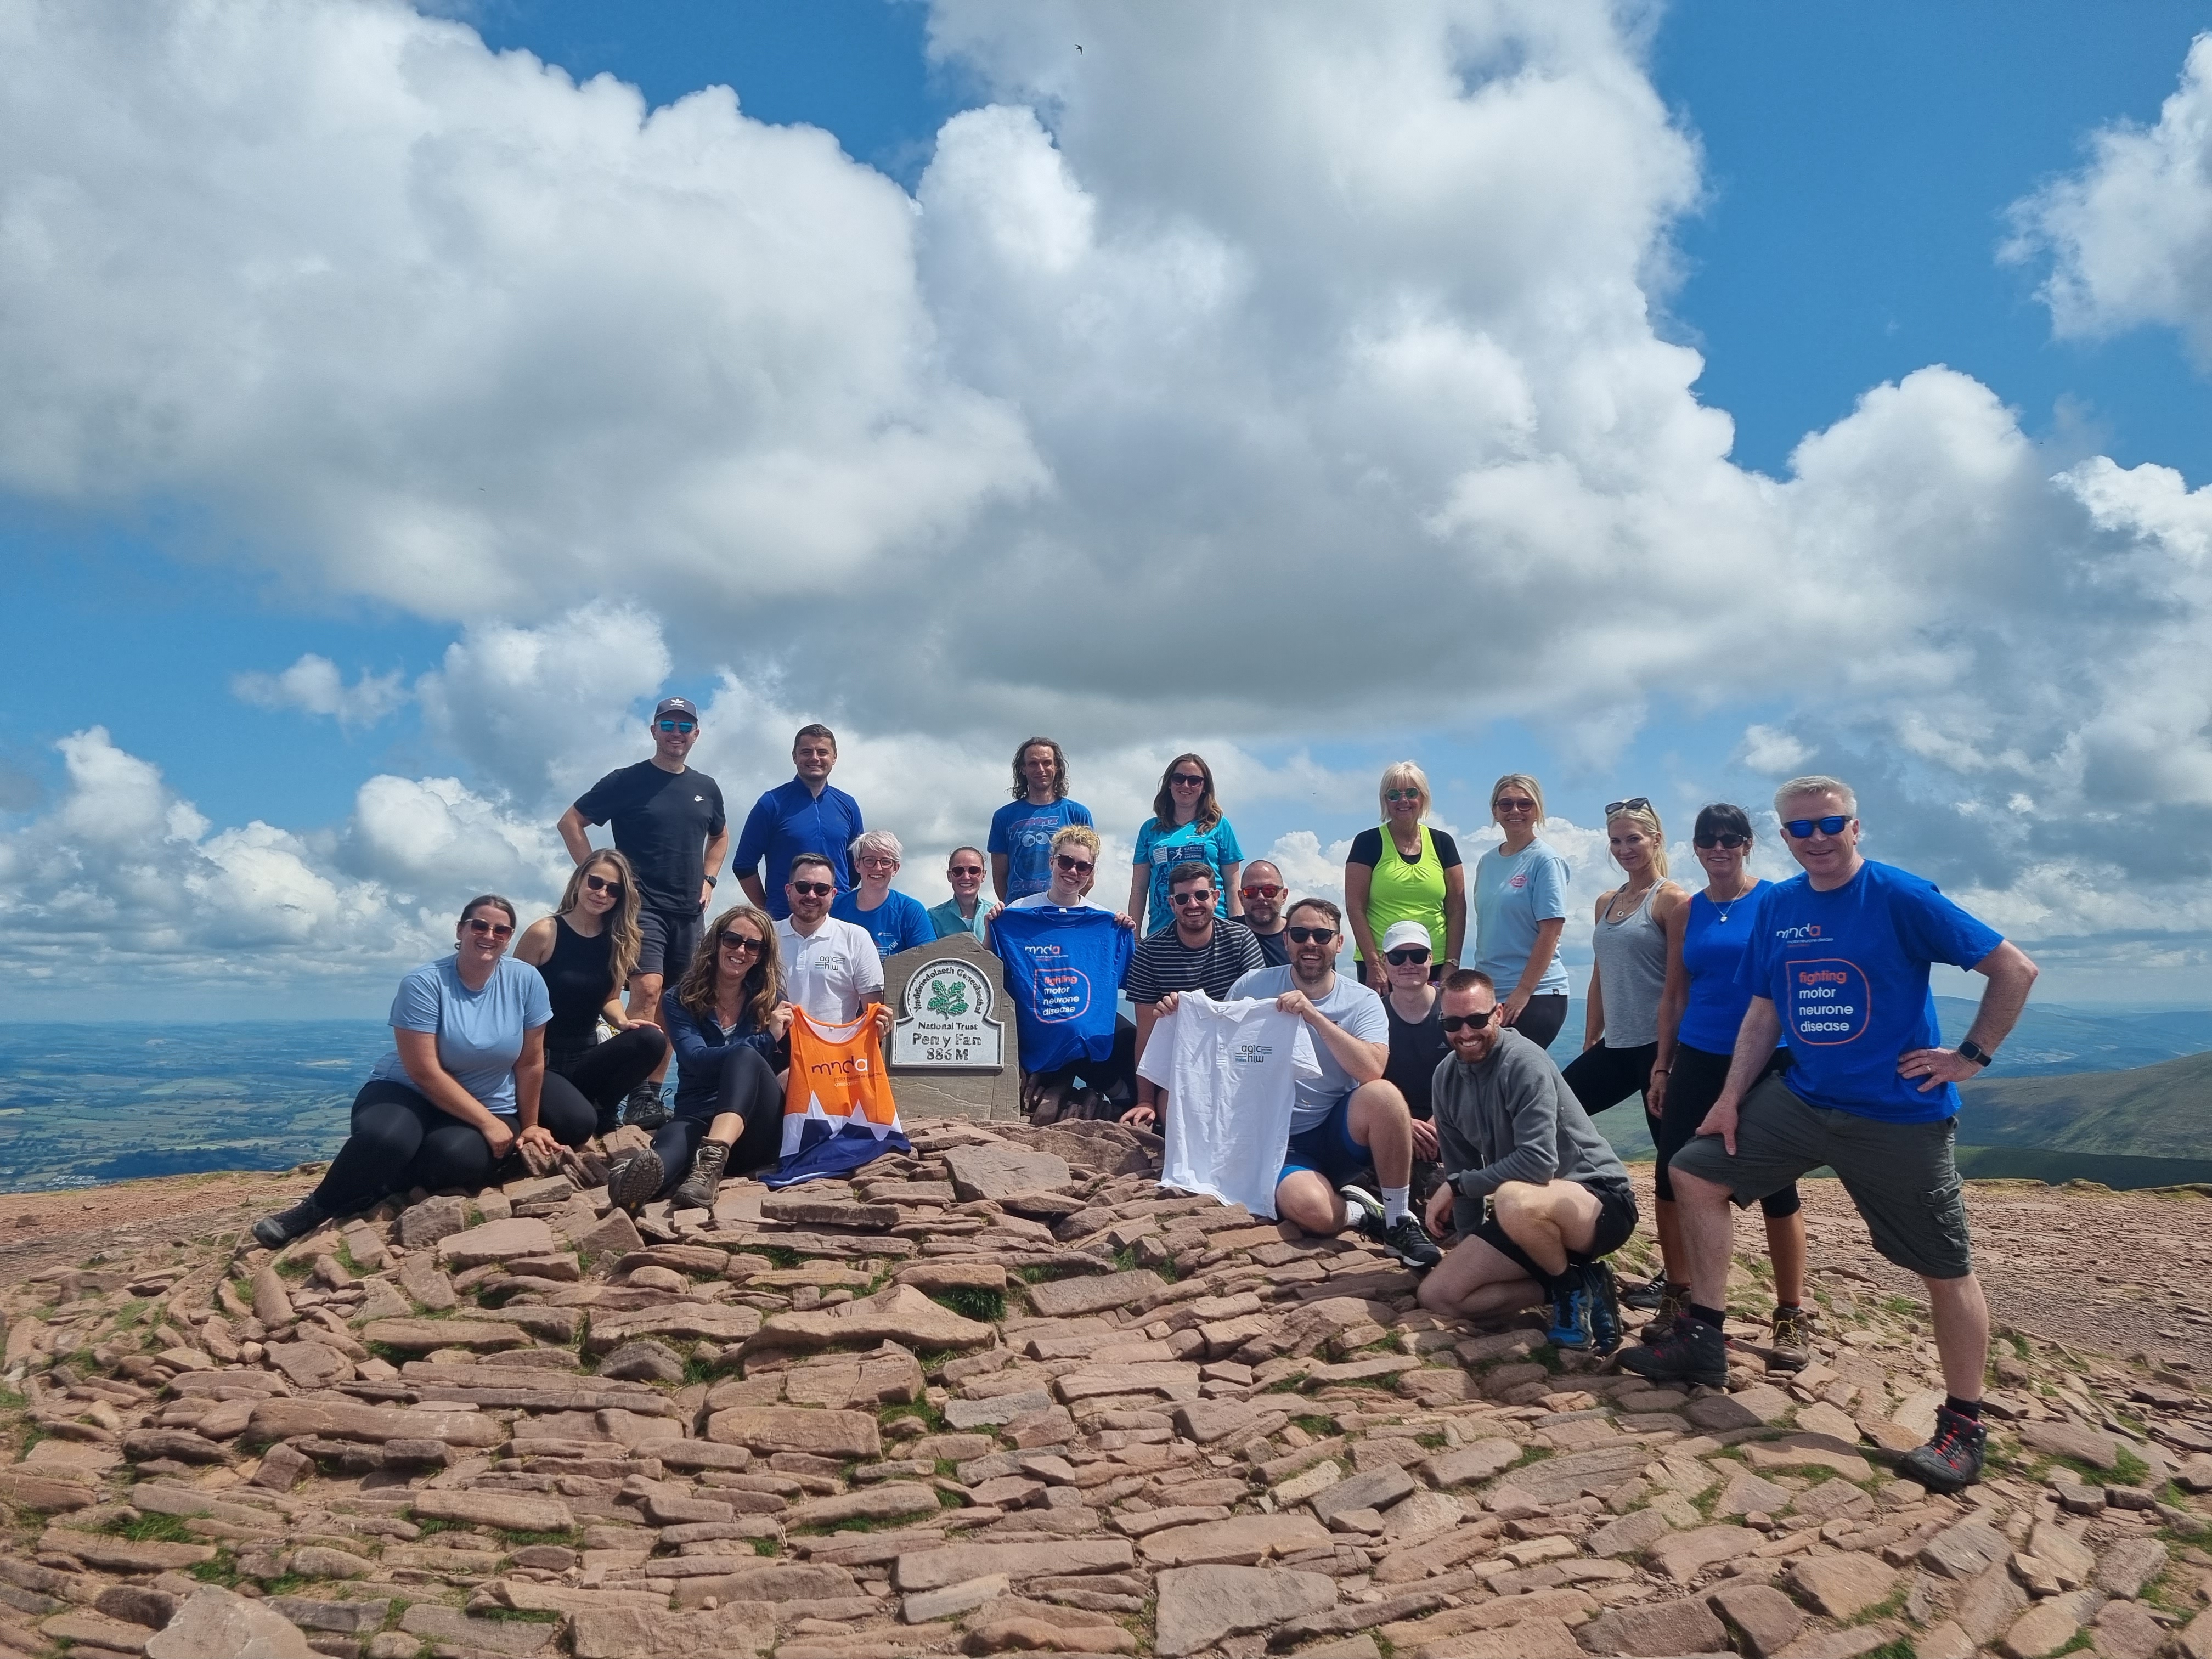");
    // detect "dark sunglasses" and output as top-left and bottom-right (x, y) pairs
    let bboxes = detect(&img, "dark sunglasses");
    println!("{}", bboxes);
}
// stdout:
(788, 880), (835, 897)
(1055, 855), (1095, 874)
(583, 874), (624, 895)
(718, 933), (764, 953)
(1286, 925), (1335, 944)
(1170, 889), (1215, 907)
(1694, 833), (1750, 850)
(656, 718), (696, 733)
(1494, 797), (1537, 814)
(1781, 815), (1852, 838)
(1440, 1009), (1496, 1032)
(1604, 797), (1651, 816)
(1239, 884), (1284, 900)
(464, 918), (514, 939)
(1385, 946), (1430, 966)
(949, 864), (985, 878)
(1169, 772), (1206, 786)
(1384, 788), (1422, 803)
